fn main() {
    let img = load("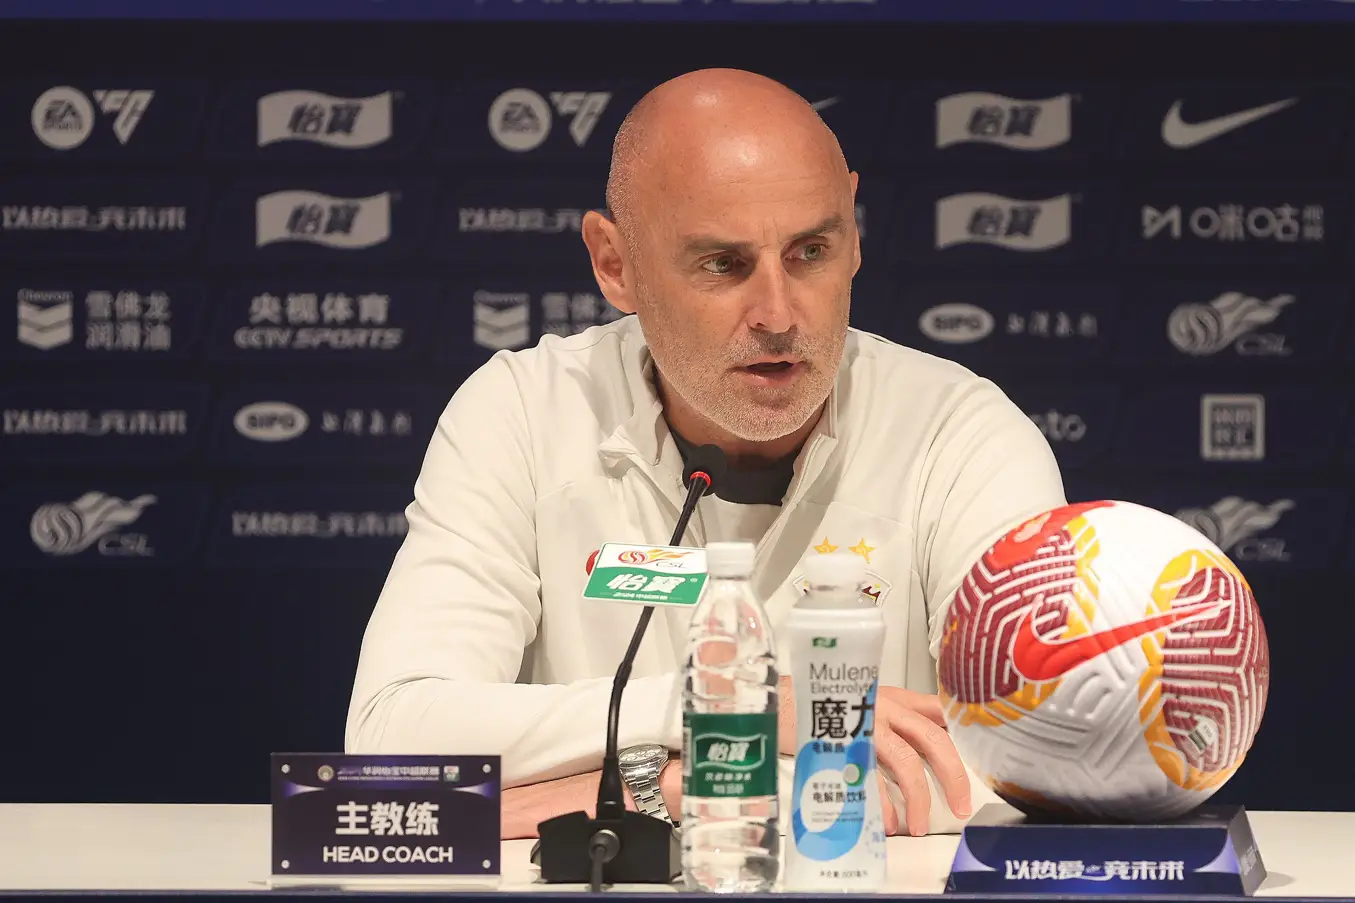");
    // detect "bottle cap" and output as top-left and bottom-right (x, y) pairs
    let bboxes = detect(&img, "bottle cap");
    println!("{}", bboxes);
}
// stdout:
(803, 551), (866, 590)
(705, 541), (755, 577)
